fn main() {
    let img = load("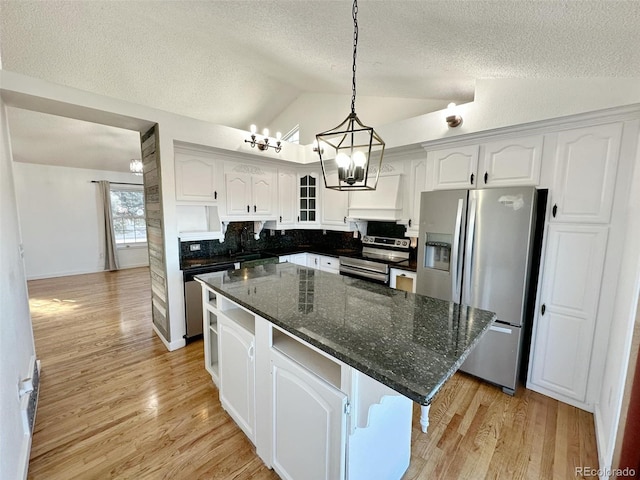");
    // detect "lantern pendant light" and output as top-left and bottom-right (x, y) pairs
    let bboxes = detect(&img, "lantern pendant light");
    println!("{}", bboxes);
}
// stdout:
(316, 0), (385, 191)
